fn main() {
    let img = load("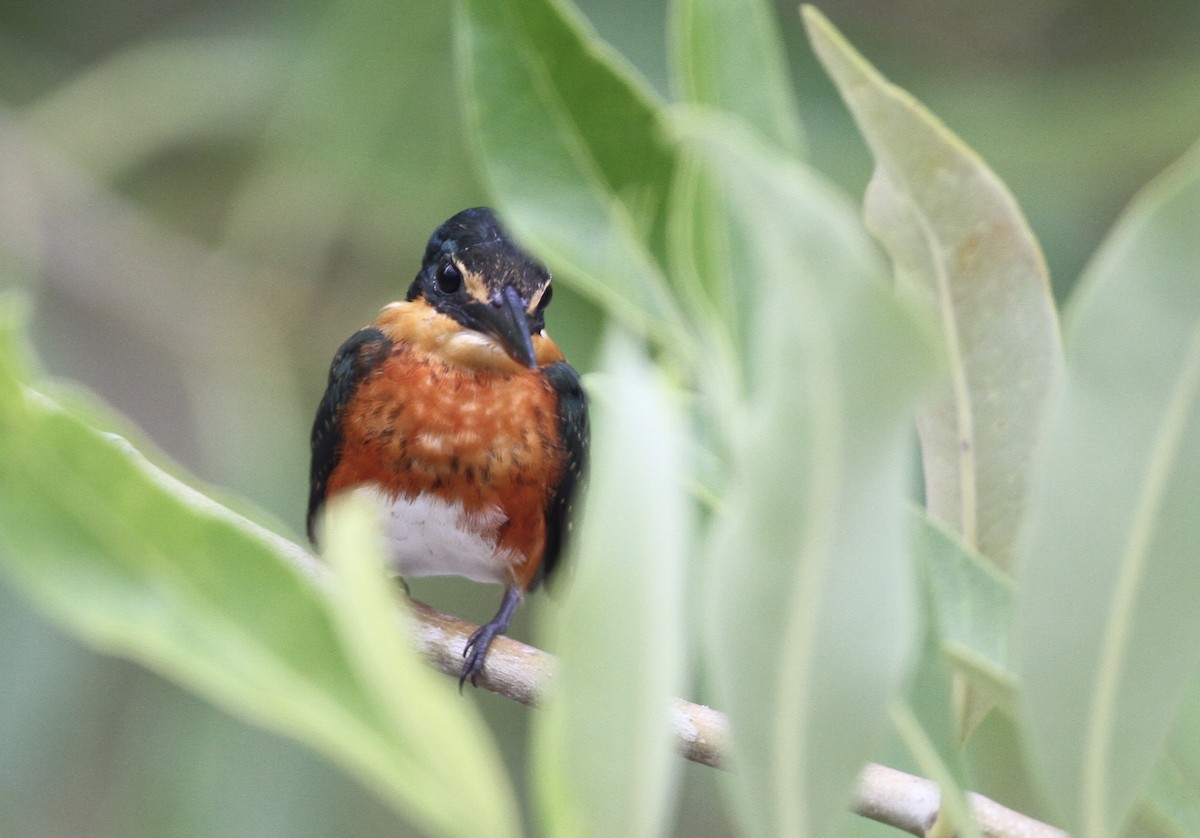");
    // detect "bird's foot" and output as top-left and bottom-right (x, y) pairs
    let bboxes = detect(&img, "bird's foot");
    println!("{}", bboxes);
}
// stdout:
(459, 585), (523, 690)
(460, 622), (504, 690)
